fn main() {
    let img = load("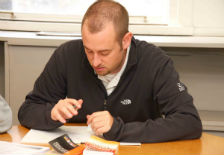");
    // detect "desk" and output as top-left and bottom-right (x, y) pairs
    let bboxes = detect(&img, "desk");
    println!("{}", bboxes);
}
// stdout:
(1, 125), (224, 155)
